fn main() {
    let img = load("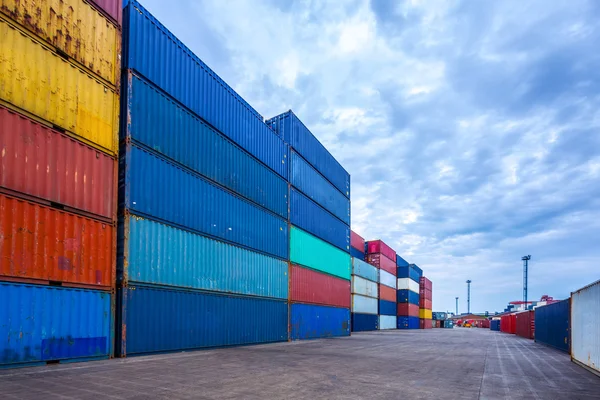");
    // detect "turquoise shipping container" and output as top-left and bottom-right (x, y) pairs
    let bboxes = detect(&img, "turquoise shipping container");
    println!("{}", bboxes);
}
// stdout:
(290, 226), (351, 280)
